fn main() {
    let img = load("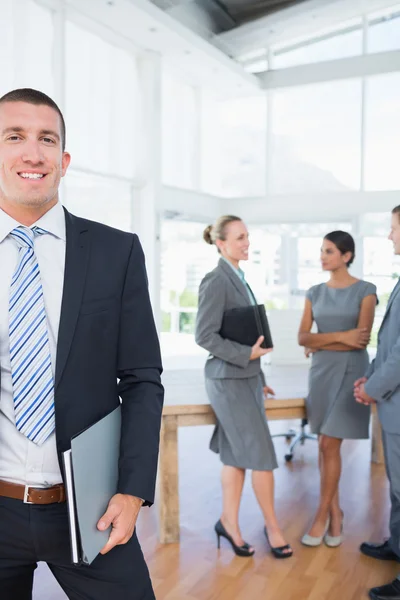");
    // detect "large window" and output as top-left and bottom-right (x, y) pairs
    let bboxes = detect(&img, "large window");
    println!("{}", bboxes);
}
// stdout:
(364, 72), (400, 191)
(273, 19), (362, 70)
(66, 21), (137, 178)
(201, 95), (267, 198)
(271, 80), (362, 193)
(368, 4), (400, 53)
(362, 212), (400, 346)
(0, 0), (54, 97)
(362, 212), (399, 301)
(19, 1), (55, 97)
(160, 220), (217, 333)
(63, 171), (132, 232)
(0, 0), (14, 95)
(162, 73), (197, 189)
